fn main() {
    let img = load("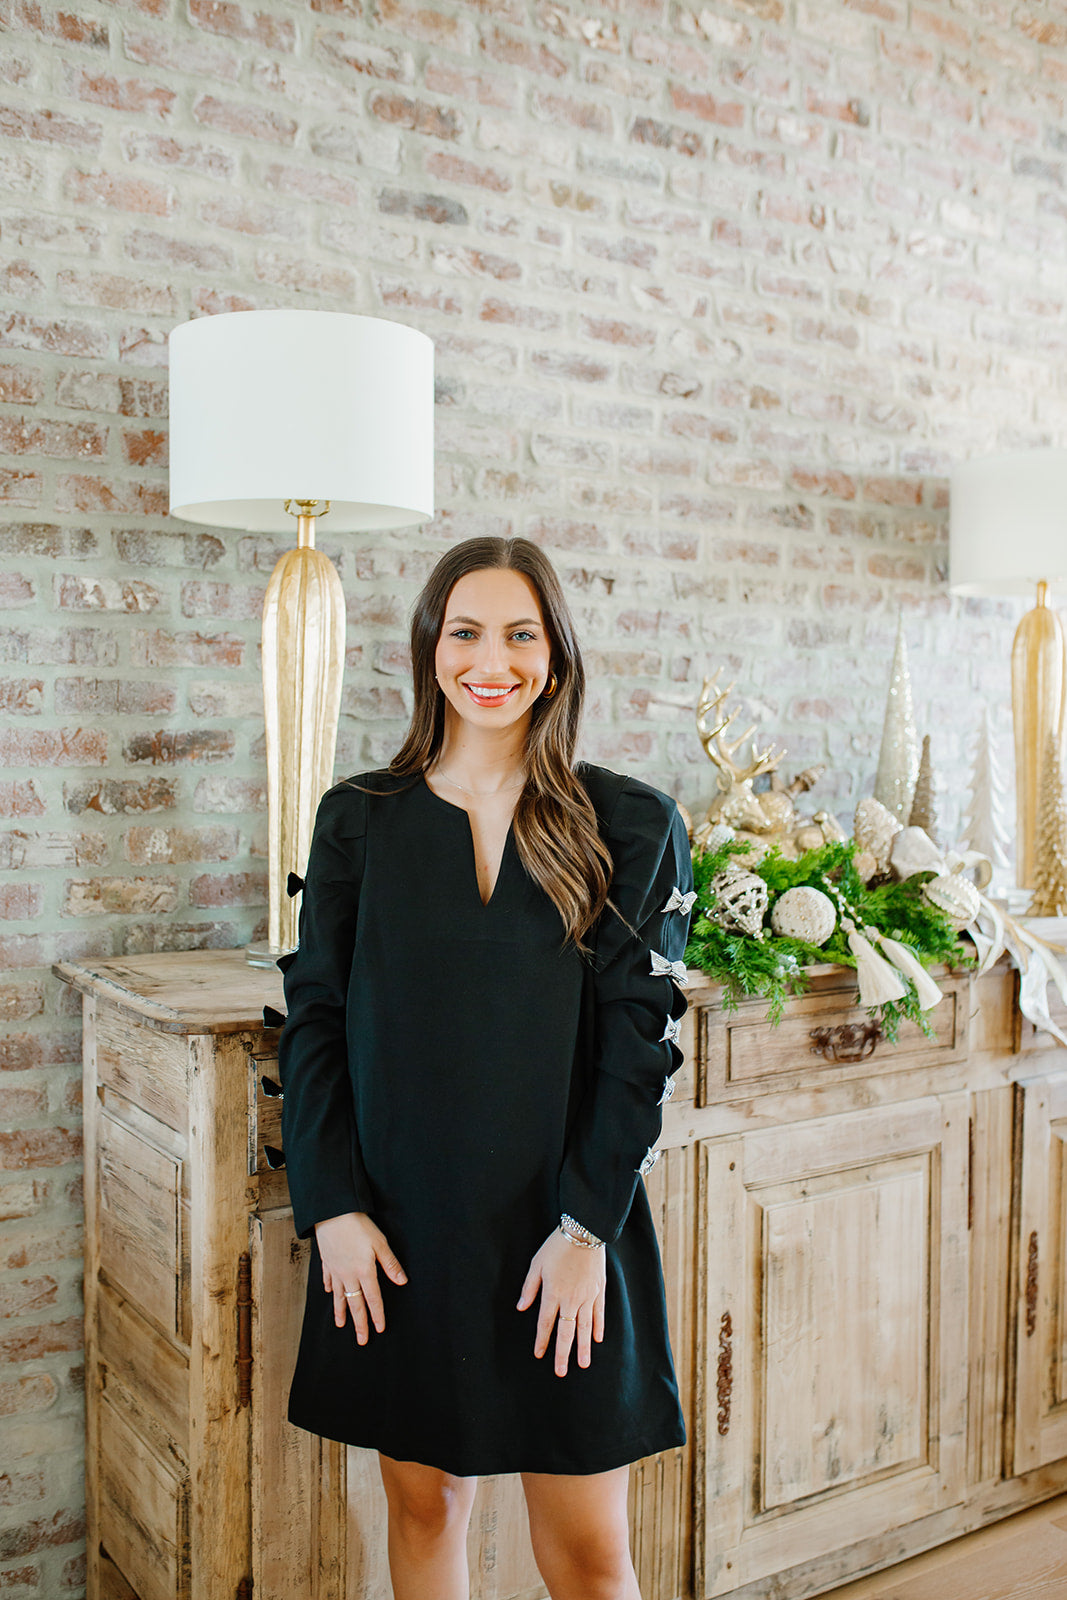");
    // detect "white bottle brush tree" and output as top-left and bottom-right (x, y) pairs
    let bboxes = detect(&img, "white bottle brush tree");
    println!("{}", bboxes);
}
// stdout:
(959, 709), (1011, 881)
